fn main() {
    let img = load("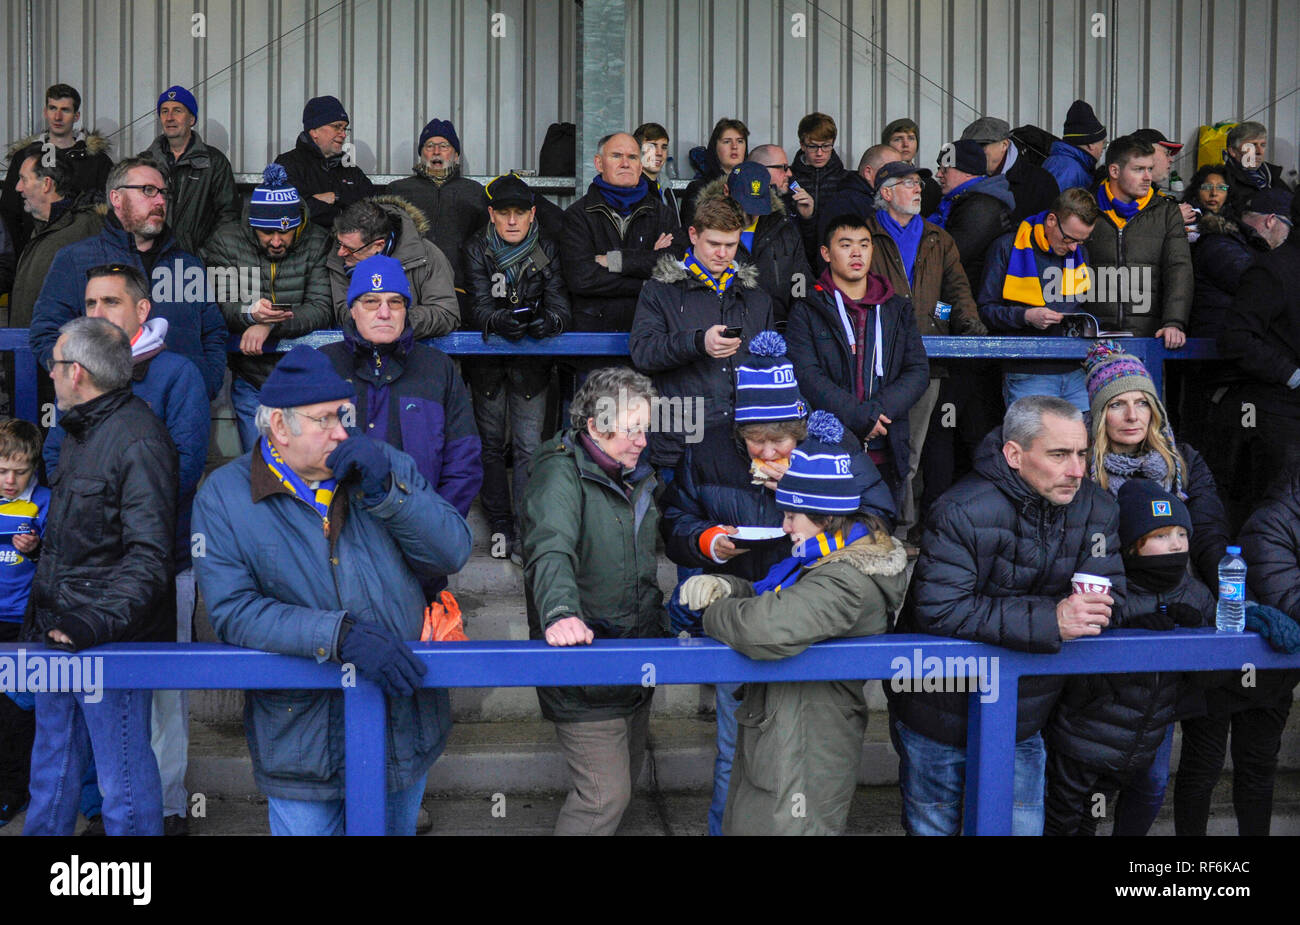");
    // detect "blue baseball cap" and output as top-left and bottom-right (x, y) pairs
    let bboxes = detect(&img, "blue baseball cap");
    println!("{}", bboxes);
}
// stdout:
(727, 161), (773, 216)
